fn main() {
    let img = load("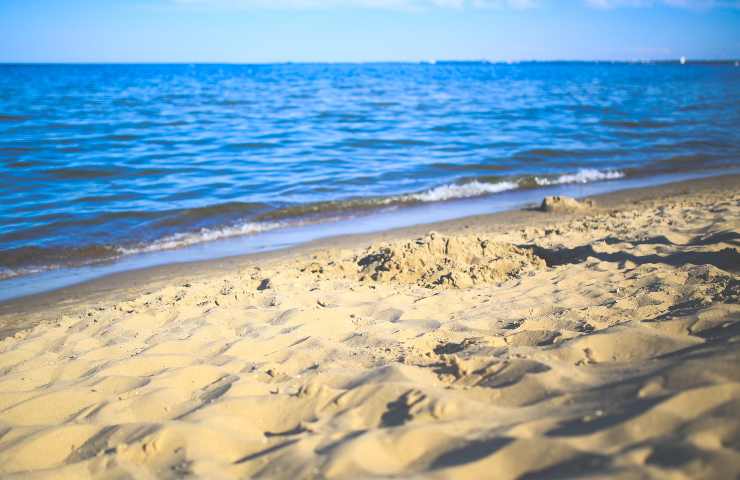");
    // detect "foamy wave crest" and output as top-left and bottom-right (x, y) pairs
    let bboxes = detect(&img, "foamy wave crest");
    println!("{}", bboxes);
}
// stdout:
(0, 266), (48, 281)
(405, 180), (520, 202)
(0, 267), (22, 281)
(117, 221), (285, 255)
(535, 168), (624, 186)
